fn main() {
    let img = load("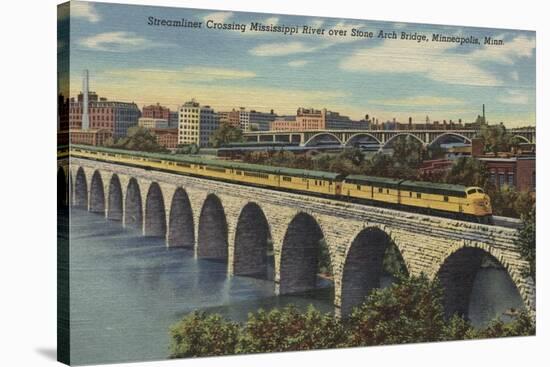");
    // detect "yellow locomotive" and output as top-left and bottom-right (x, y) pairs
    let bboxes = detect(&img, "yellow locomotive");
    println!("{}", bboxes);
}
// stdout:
(71, 145), (493, 223)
